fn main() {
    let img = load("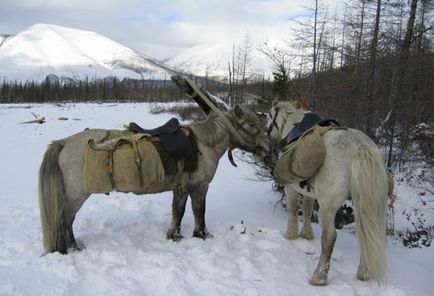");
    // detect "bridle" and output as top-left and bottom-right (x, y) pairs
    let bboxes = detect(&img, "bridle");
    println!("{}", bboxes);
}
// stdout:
(227, 112), (264, 167)
(235, 116), (261, 138)
(266, 107), (280, 137)
(267, 106), (292, 139)
(267, 106), (302, 149)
